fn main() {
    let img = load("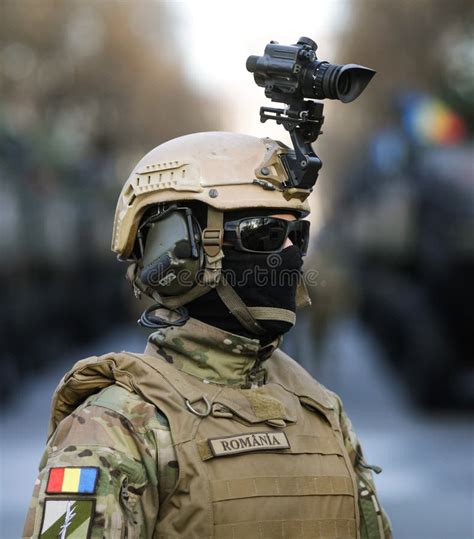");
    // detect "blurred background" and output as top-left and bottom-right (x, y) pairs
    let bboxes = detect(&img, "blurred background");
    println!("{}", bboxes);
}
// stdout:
(0, 1), (473, 538)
